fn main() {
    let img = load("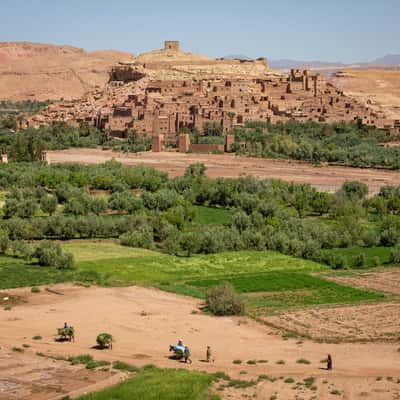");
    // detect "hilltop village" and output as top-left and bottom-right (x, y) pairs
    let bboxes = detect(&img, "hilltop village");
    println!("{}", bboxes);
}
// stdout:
(23, 41), (400, 152)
